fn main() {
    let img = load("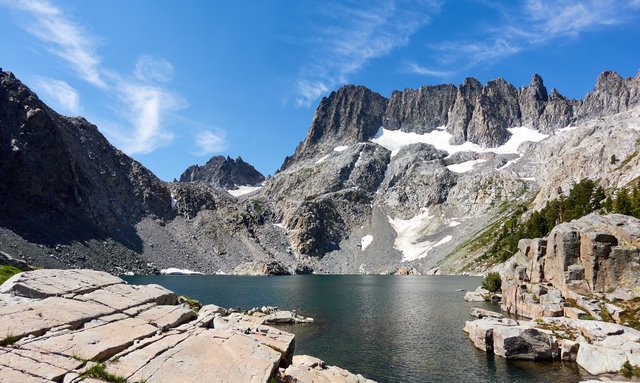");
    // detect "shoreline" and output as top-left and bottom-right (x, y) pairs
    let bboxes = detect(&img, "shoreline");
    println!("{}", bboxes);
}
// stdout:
(0, 269), (375, 383)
